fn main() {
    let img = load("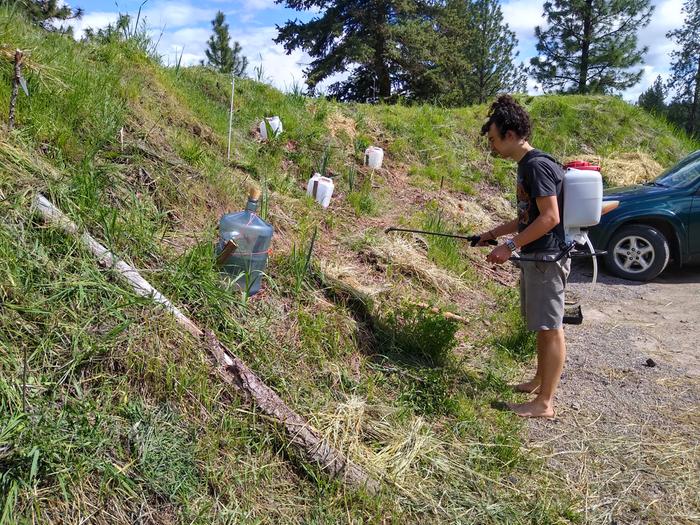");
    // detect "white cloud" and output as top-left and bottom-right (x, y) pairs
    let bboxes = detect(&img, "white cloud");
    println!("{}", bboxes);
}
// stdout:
(68, 11), (119, 35)
(156, 23), (309, 90)
(638, 0), (684, 65)
(502, 0), (545, 56)
(144, 2), (214, 29)
(211, 0), (276, 9)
